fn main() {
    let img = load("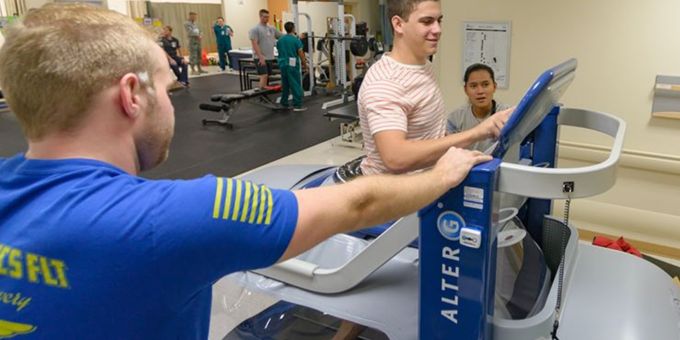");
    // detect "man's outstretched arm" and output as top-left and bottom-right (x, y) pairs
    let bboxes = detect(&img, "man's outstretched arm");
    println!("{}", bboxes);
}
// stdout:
(373, 107), (512, 173)
(278, 147), (491, 261)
